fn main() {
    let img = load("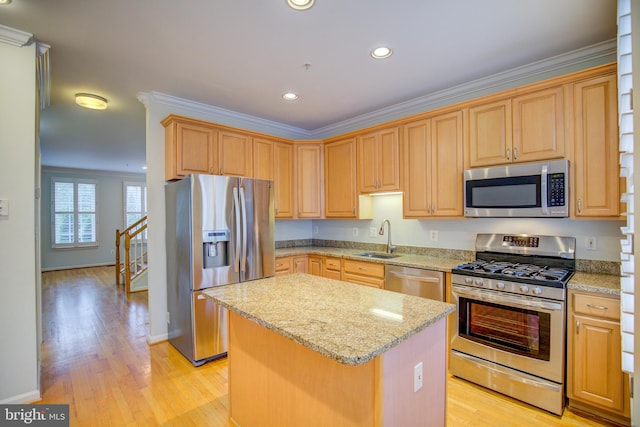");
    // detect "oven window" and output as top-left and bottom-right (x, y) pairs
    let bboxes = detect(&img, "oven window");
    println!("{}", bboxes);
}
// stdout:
(459, 297), (551, 361)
